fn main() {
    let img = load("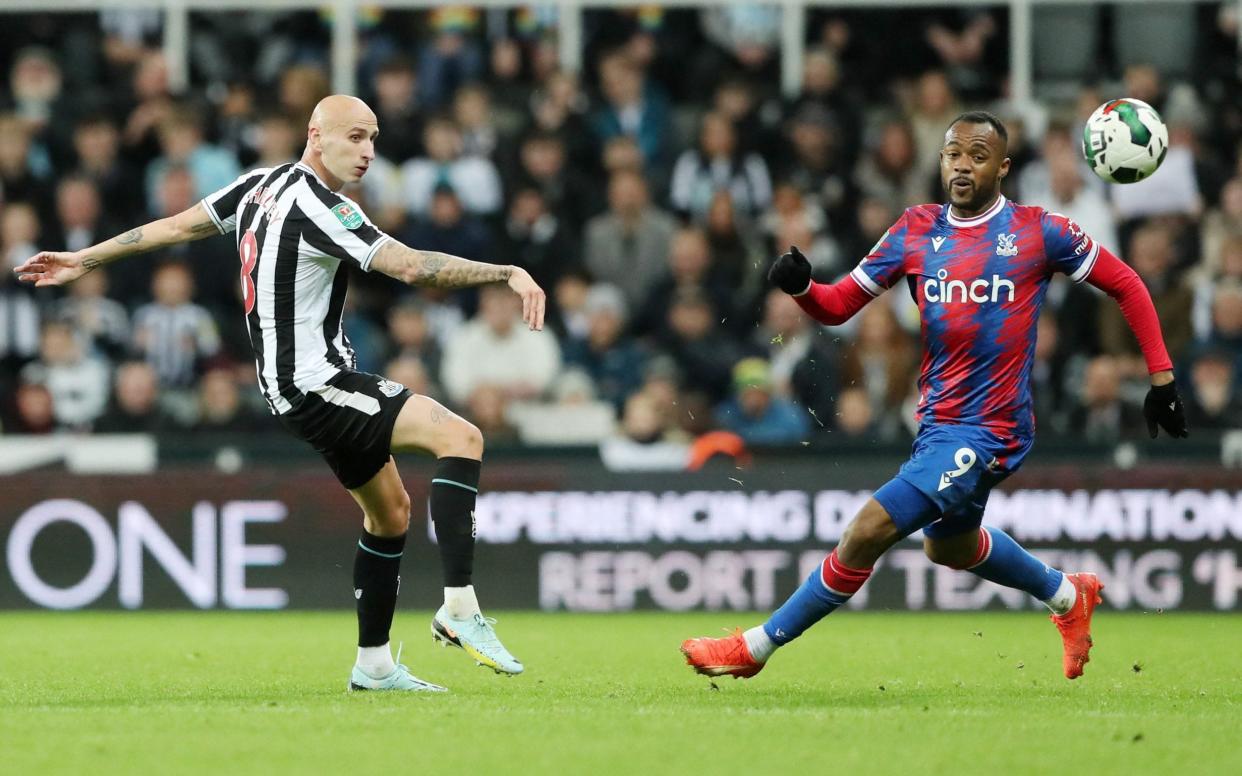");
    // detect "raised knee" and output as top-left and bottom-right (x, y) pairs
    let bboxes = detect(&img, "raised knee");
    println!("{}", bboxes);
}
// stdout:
(446, 418), (483, 459)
